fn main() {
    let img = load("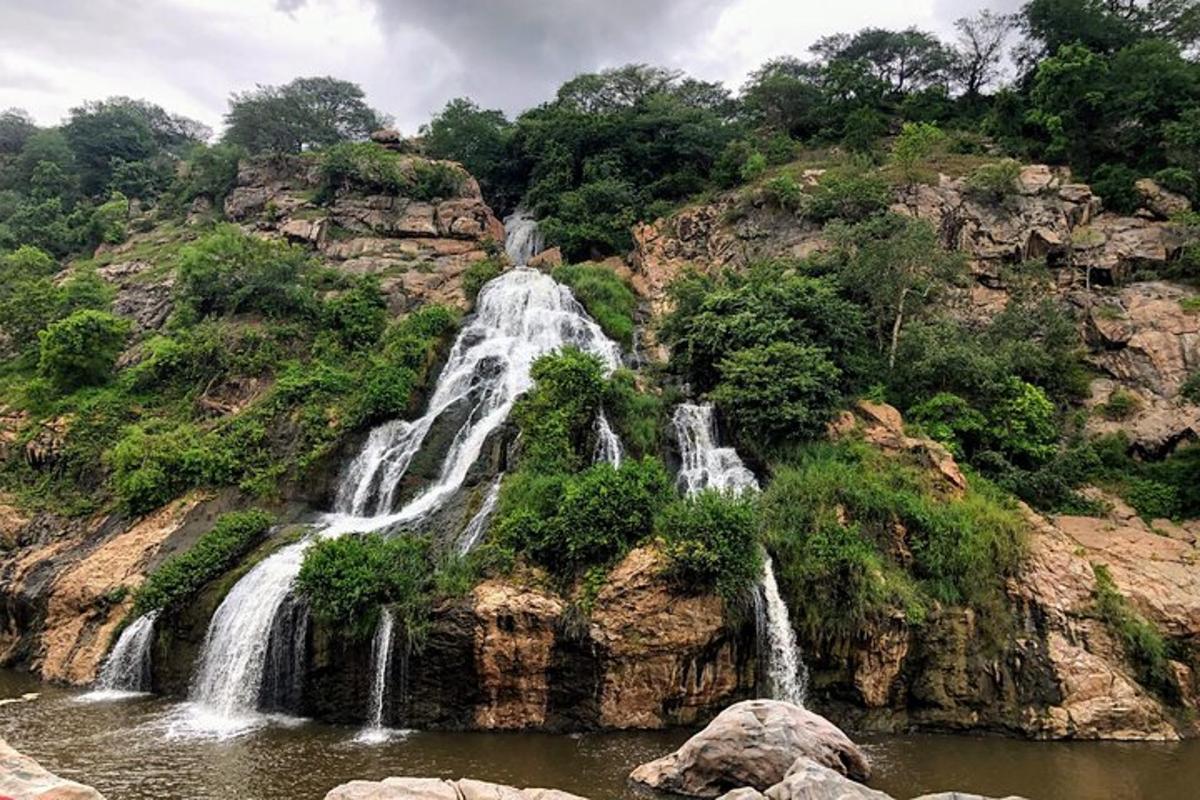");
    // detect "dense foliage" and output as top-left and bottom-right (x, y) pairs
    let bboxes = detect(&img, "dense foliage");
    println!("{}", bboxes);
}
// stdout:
(132, 509), (273, 616)
(762, 443), (1027, 642)
(296, 533), (434, 641)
